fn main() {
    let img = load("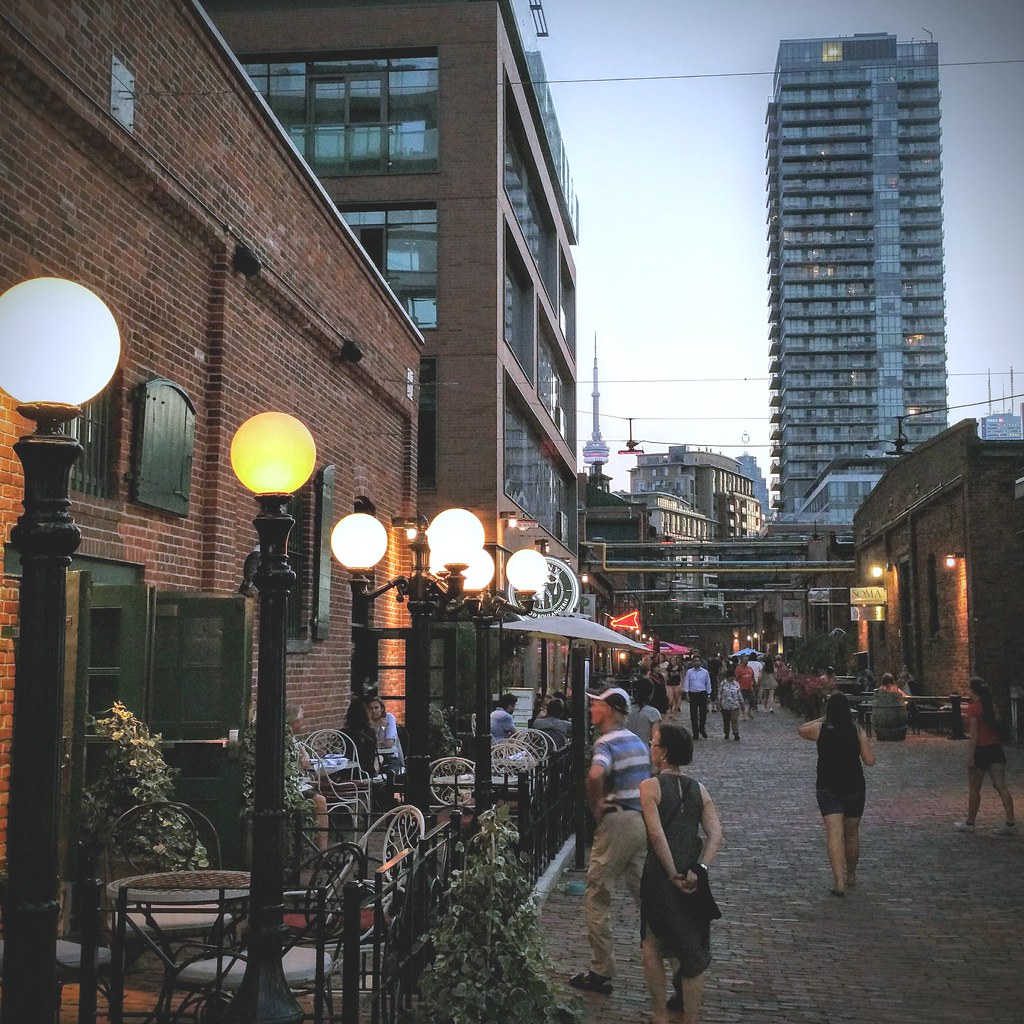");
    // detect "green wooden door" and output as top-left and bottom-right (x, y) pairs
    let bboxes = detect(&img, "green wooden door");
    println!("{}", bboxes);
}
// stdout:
(71, 583), (252, 871)
(149, 593), (252, 868)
